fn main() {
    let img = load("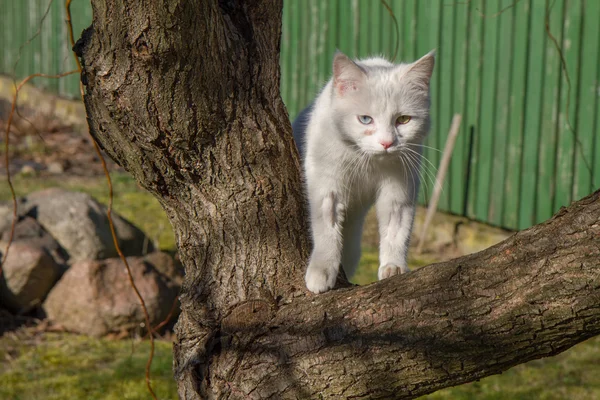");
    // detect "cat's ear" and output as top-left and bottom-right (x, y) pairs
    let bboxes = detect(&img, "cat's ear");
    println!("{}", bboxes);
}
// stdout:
(333, 51), (367, 96)
(404, 50), (435, 90)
